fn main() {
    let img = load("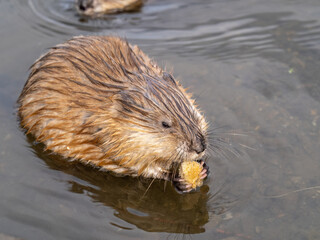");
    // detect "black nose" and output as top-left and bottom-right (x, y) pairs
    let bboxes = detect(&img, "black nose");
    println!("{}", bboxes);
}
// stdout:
(192, 134), (207, 154)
